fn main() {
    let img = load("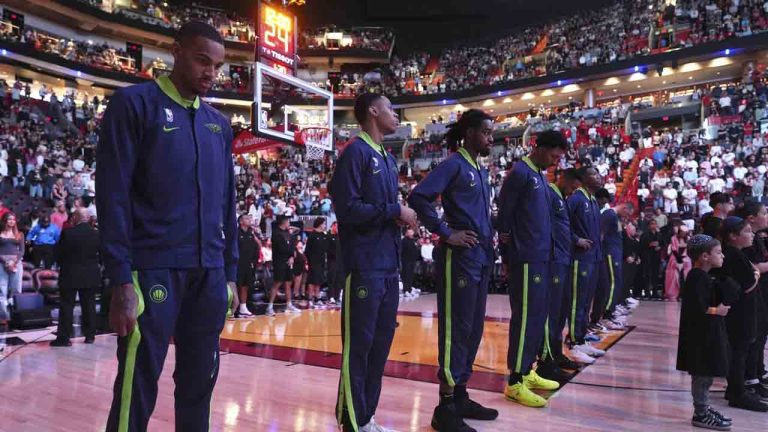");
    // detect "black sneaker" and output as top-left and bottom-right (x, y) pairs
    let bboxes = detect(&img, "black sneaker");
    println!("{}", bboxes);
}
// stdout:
(50, 339), (72, 347)
(555, 355), (582, 371)
(431, 402), (476, 432)
(84, 336), (95, 344)
(692, 411), (731, 431)
(747, 383), (768, 401)
(535, 361), (573, 384)
(706, 408), (732, 424)
(457, 397), (498, 421)
(728, 393), (768, 412)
